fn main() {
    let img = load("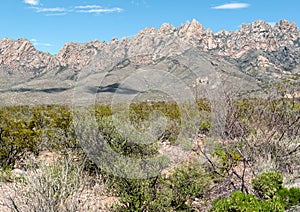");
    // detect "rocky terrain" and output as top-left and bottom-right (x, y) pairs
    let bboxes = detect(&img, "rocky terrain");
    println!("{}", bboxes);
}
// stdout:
(0, 19), (299, 105)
